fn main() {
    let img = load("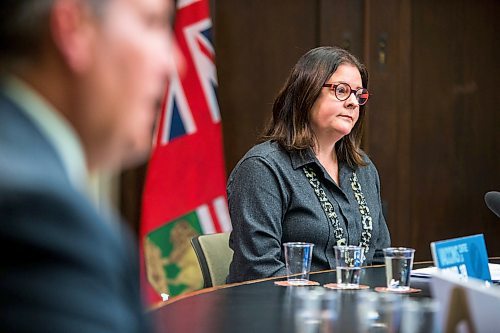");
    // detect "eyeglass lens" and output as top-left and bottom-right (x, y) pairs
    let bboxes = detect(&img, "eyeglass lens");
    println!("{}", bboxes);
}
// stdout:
(334, 83), (369, 105)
